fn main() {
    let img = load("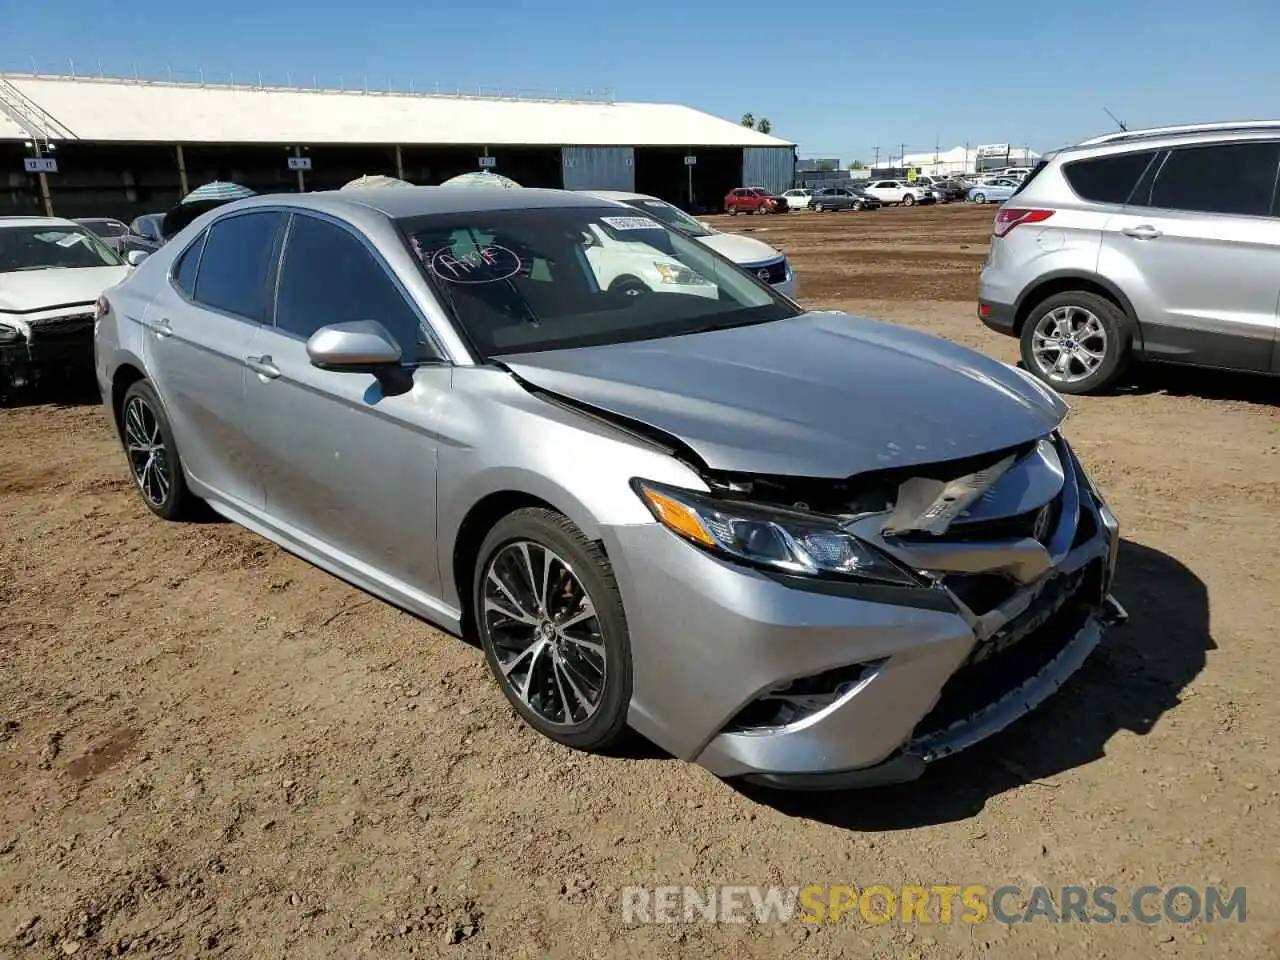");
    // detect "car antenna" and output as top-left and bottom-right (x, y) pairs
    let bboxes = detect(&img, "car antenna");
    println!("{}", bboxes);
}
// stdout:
(1103, 107), (1128, 132)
